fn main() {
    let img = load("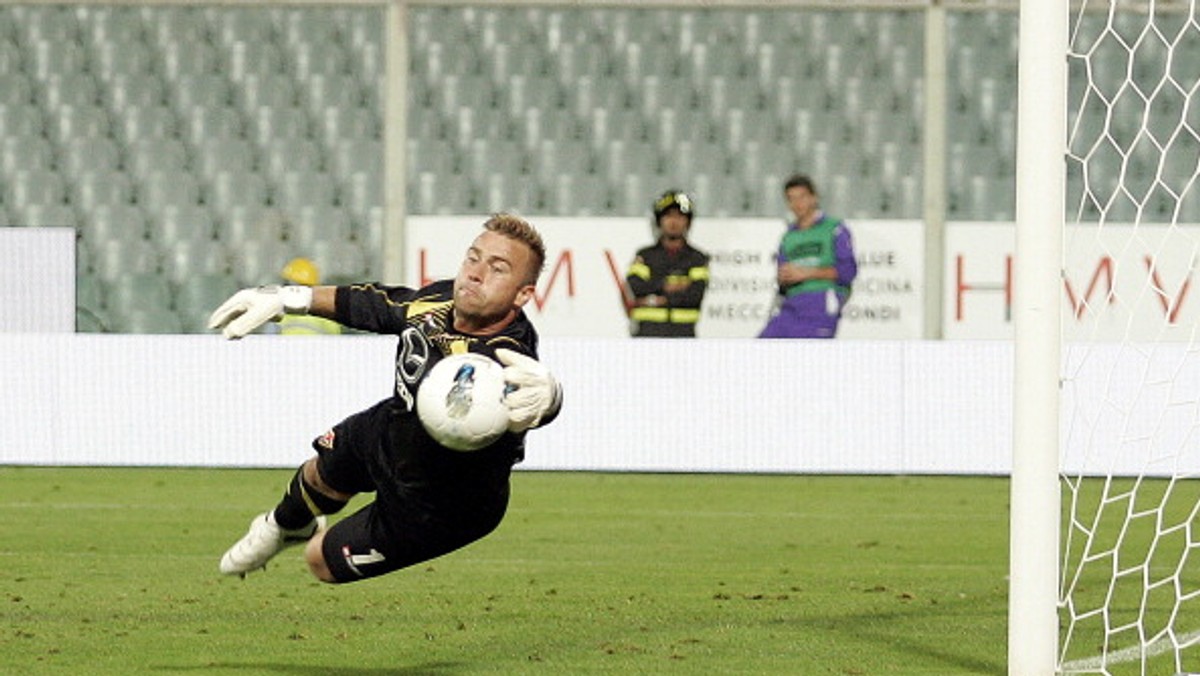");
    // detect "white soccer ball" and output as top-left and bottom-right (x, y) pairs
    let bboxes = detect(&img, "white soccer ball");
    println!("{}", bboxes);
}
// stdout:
(417, 353), (510, 451)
